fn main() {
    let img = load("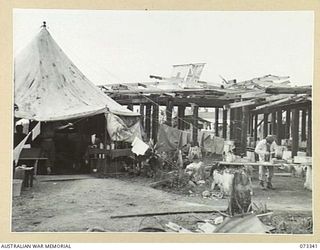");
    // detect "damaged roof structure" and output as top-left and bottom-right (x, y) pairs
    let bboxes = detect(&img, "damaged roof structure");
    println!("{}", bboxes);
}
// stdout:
(99, 66), (312, 158)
